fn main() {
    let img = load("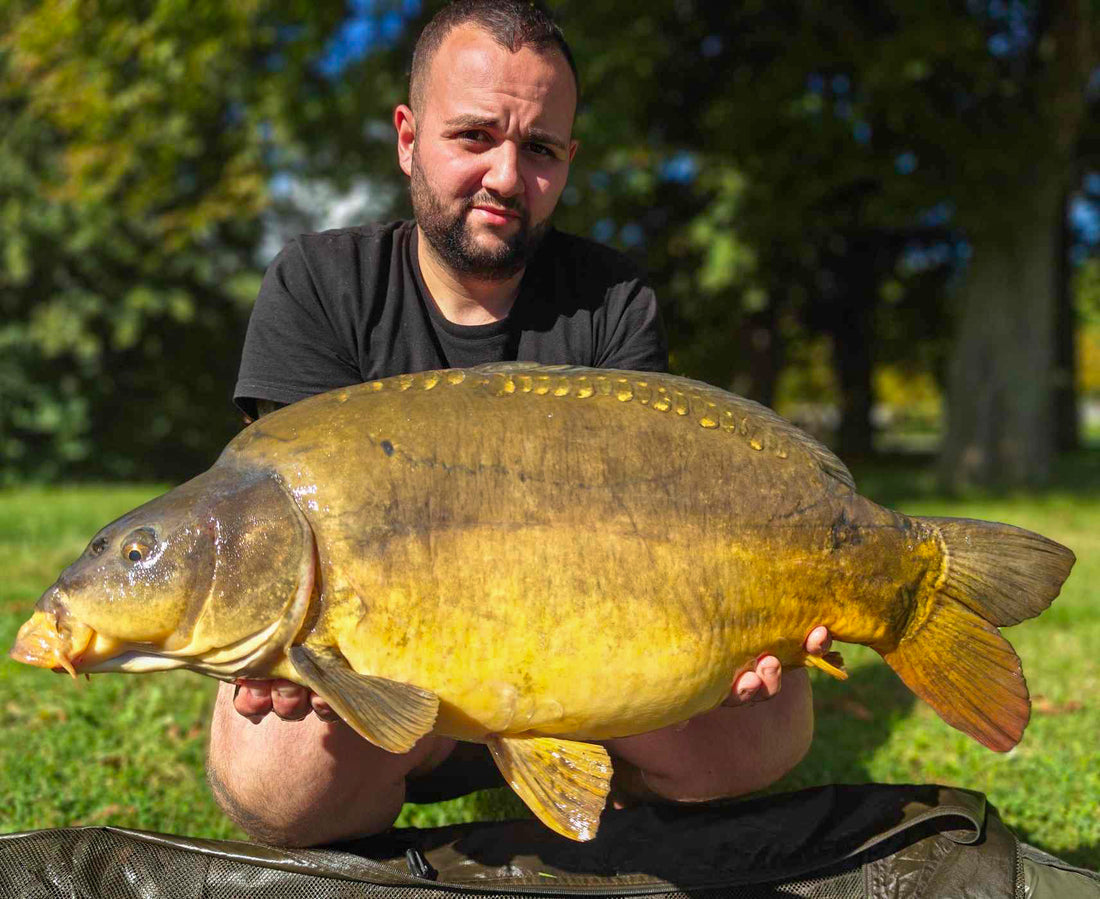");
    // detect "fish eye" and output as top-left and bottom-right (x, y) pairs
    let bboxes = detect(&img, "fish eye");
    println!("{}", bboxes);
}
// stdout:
(121, 529), (157, 564)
